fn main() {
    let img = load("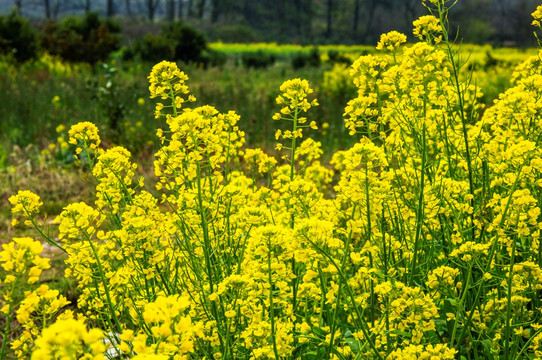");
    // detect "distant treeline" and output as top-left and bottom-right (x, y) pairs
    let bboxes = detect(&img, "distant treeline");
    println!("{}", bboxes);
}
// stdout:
(2, 0), (542, 47)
